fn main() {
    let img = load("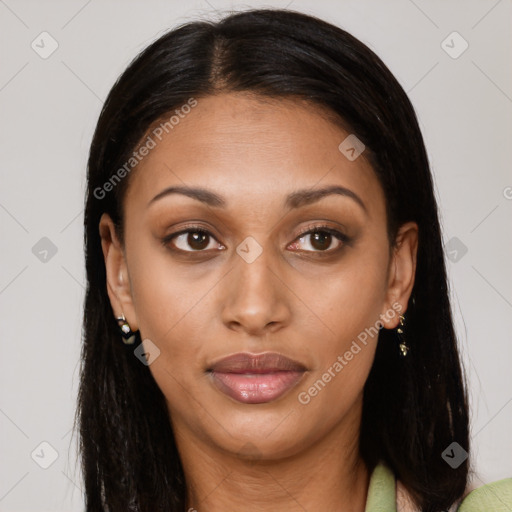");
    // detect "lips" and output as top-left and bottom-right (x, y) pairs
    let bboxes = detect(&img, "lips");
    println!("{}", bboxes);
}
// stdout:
(208, 352), (306, 404)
